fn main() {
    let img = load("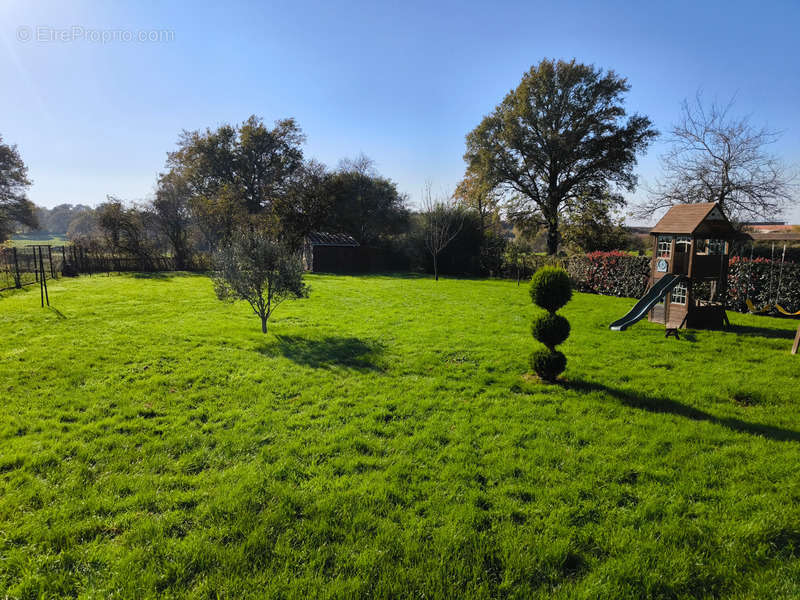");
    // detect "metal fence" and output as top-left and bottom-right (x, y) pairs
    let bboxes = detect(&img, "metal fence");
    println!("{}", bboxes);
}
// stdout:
(0, 245), (61, 292)
(61, 244), (192, 274)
